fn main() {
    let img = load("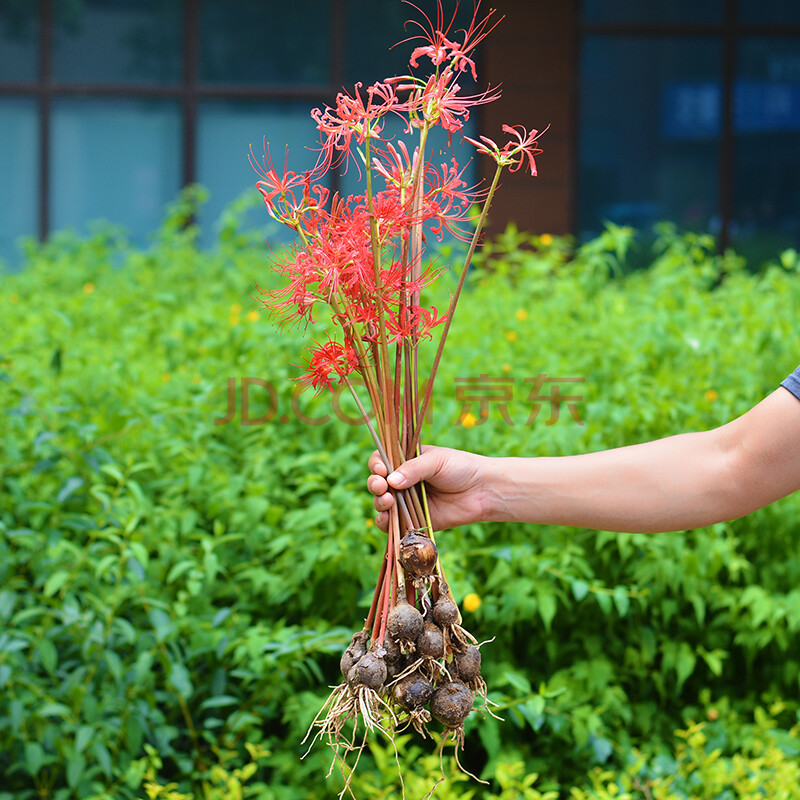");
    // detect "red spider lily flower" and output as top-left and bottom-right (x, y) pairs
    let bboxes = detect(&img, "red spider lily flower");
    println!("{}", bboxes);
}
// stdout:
(421, 157), (484, 239)
(251, 265), (321, 329)
(465, 123), (547, 176)
(311, 81), (401, 174)
(372, 140), (418, 191)
(397, 68), (500, 134)
(249, 142), (312, 220)
(297, 338), (360, 394)
(403, 0), (502, 80)
(385, 304), (447, 344)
